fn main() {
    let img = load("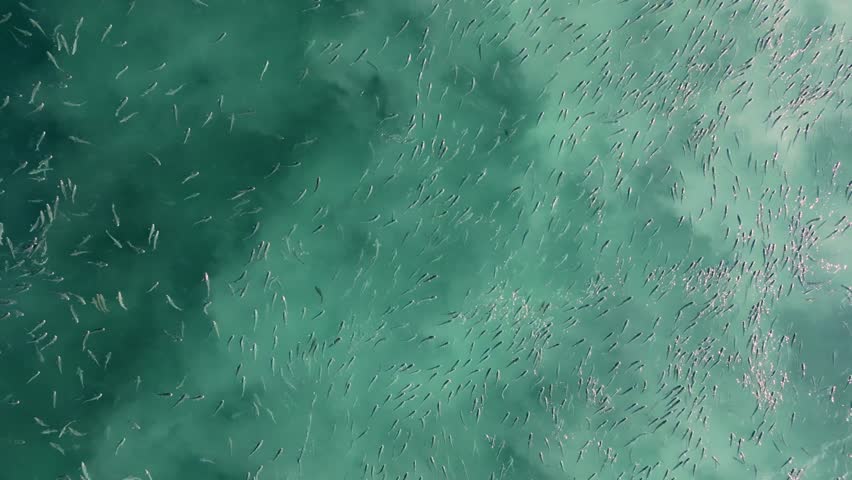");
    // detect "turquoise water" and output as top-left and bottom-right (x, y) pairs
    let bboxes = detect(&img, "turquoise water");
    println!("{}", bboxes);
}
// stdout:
(0, 0), (850, 479)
